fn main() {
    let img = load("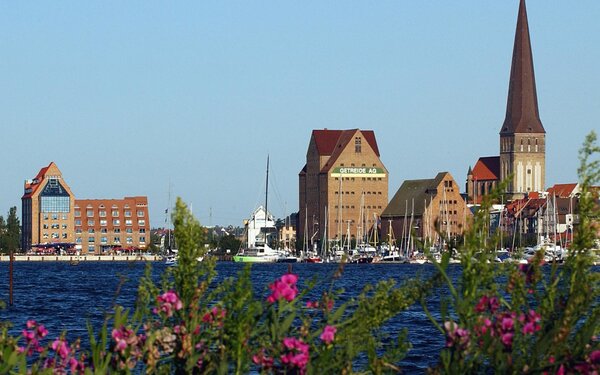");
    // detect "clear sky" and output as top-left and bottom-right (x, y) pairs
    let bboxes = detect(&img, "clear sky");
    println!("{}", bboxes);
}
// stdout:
(1, 1), (599, 228)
